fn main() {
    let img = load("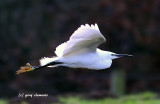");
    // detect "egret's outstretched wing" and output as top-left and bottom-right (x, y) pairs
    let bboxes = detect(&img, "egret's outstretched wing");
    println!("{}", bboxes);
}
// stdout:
(55, 24), (106, 57)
